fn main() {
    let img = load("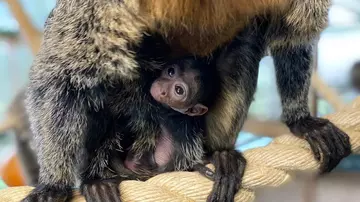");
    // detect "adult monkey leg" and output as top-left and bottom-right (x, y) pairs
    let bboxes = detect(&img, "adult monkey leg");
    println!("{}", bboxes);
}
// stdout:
(22, 79), (137, 202)
(271, 43), (351, 173)
(21, 82), (92, 202)
(79, 117), (132, 202)
(204, 19), (268, 202)
(22, 78), (129, 202)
